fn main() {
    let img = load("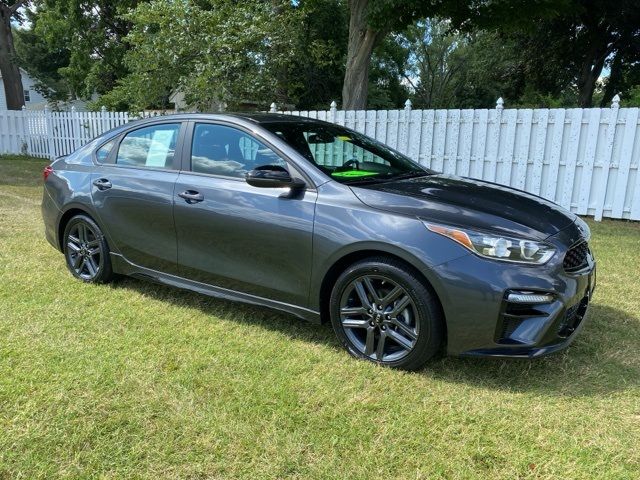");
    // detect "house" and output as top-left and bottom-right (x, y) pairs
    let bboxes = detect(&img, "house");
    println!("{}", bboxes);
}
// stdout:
(0, 68), (47, 110)
(169, 89), (226, 112)
(169, 88), (269, 112)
